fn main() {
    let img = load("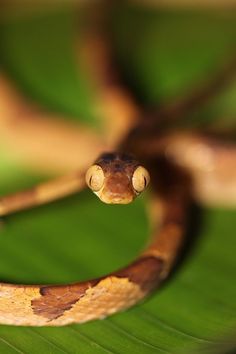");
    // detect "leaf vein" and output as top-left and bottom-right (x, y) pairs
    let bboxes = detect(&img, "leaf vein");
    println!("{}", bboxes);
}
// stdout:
(0, 337), (26, 354)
